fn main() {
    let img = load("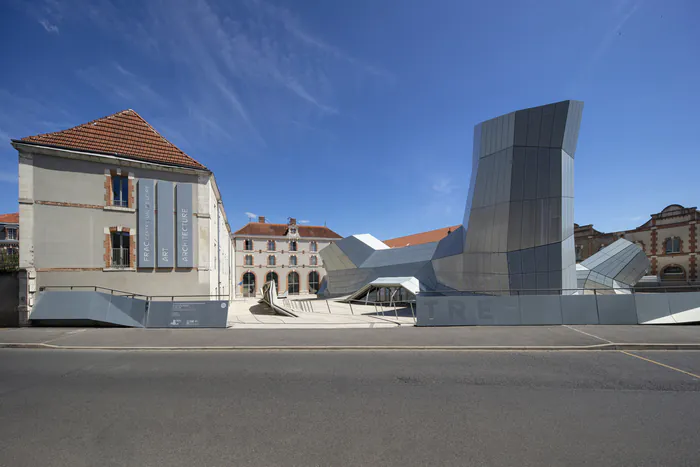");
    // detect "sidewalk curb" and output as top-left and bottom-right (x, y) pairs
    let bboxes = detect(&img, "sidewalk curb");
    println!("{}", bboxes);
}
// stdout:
(2, 343), (700, 351)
